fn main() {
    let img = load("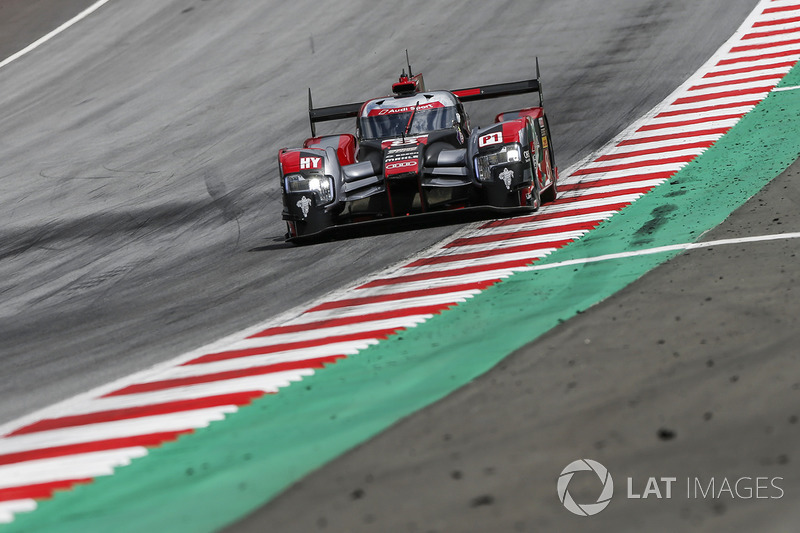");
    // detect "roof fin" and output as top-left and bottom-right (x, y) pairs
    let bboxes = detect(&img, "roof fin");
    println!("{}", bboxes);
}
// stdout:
(308, 88), (316, 137)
